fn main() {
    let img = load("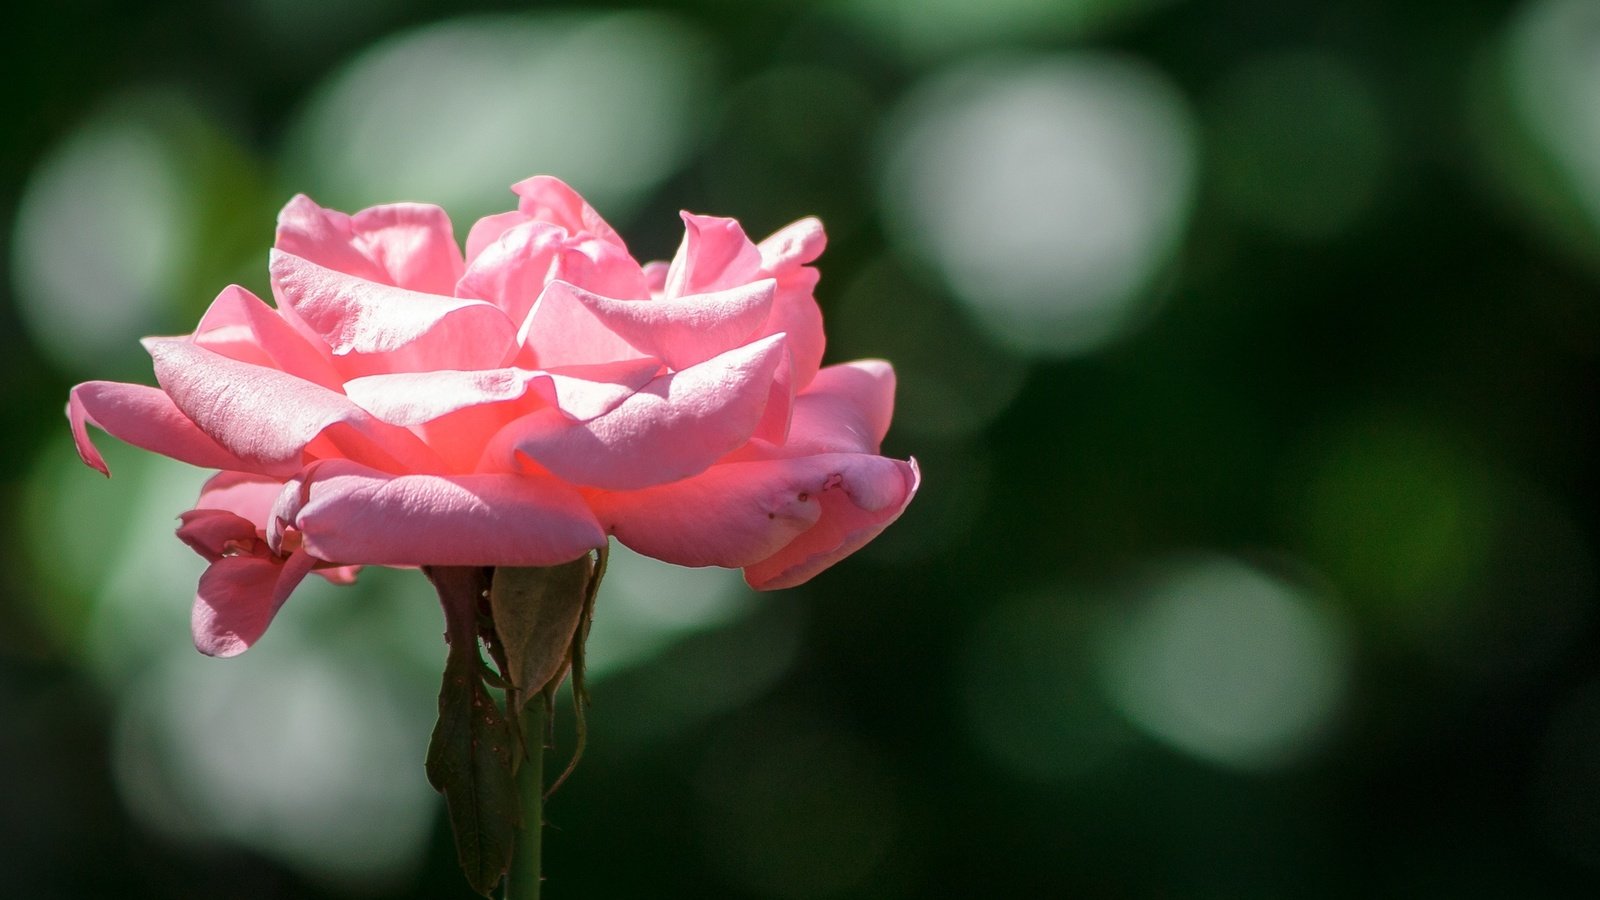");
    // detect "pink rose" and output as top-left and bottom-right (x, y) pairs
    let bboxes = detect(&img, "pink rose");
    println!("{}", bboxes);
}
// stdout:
(68, 176), (918, 658)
